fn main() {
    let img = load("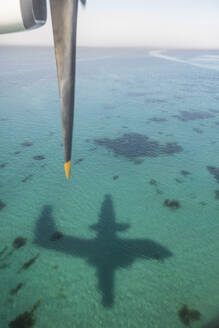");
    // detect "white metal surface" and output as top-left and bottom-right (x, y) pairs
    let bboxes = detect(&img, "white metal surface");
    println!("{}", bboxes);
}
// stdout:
(0, 0), (25, 34)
